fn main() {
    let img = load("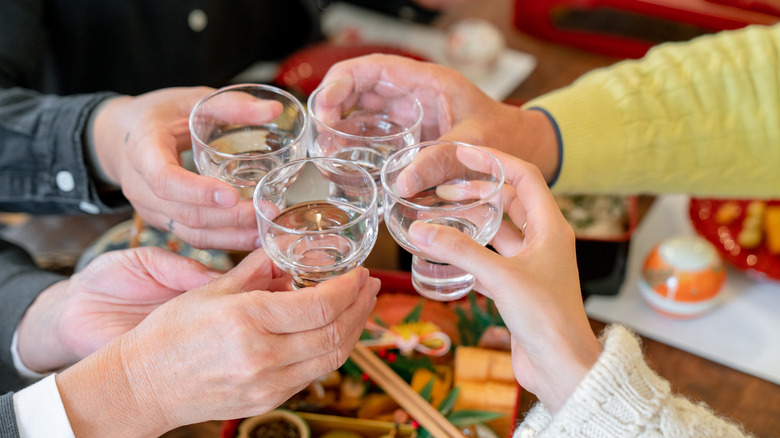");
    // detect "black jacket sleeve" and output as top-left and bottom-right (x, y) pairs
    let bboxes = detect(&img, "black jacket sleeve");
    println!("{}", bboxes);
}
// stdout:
(0, 239), (63, 393)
